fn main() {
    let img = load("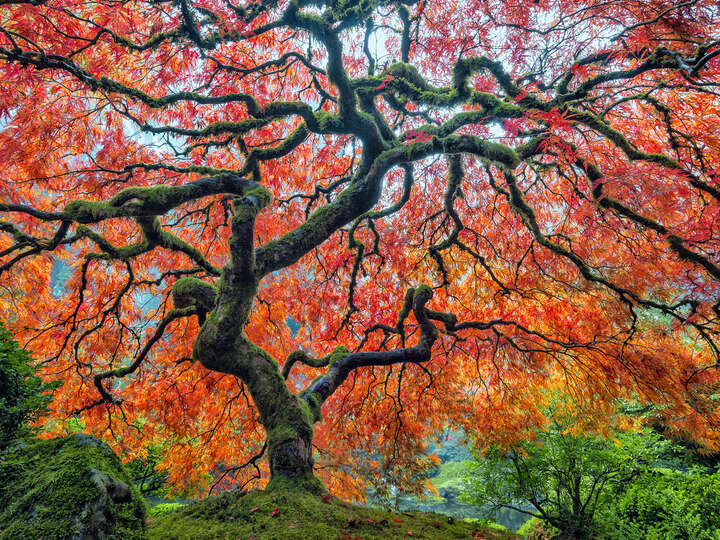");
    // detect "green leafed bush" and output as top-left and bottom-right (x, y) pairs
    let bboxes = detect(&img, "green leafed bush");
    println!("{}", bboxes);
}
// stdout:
(0, 319), (60, 449)
(516, 517), (559, 539)
(601, 469), (720, 539)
